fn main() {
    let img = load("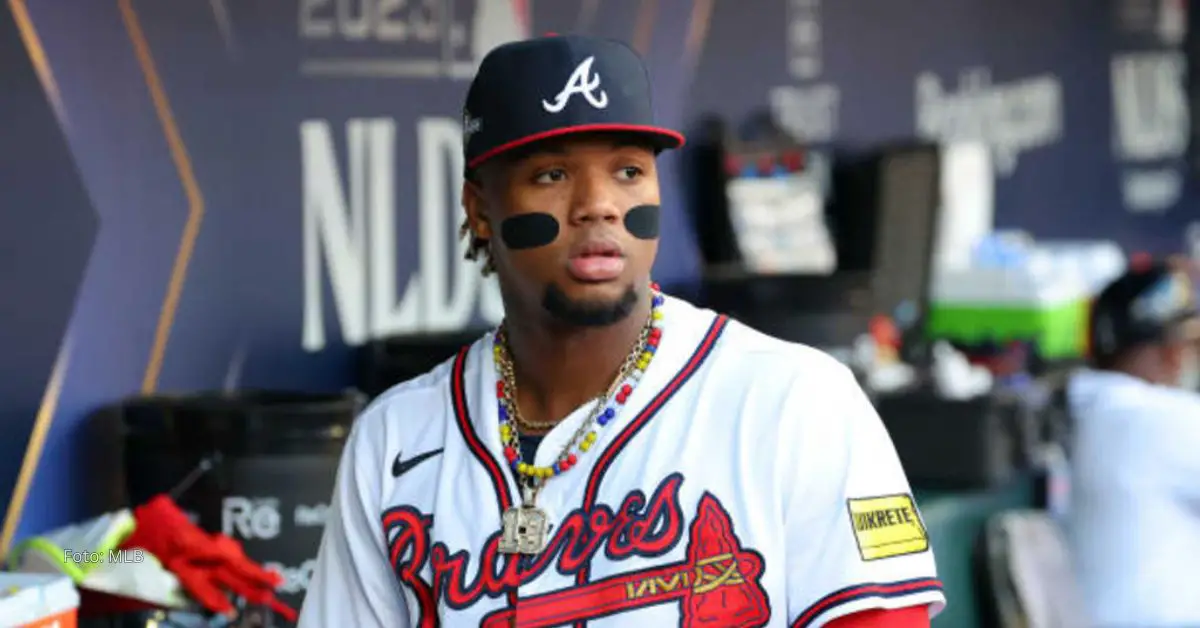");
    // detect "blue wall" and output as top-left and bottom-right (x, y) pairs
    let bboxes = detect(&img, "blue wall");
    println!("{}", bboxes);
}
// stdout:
(2, 0), (1197, 546)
